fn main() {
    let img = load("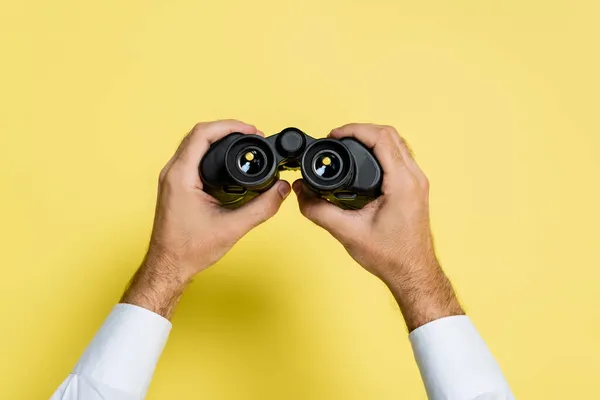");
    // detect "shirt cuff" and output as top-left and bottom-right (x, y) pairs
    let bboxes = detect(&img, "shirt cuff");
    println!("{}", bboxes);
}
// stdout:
(409, 315), (514, 400)
(73, 303), (172, 397)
